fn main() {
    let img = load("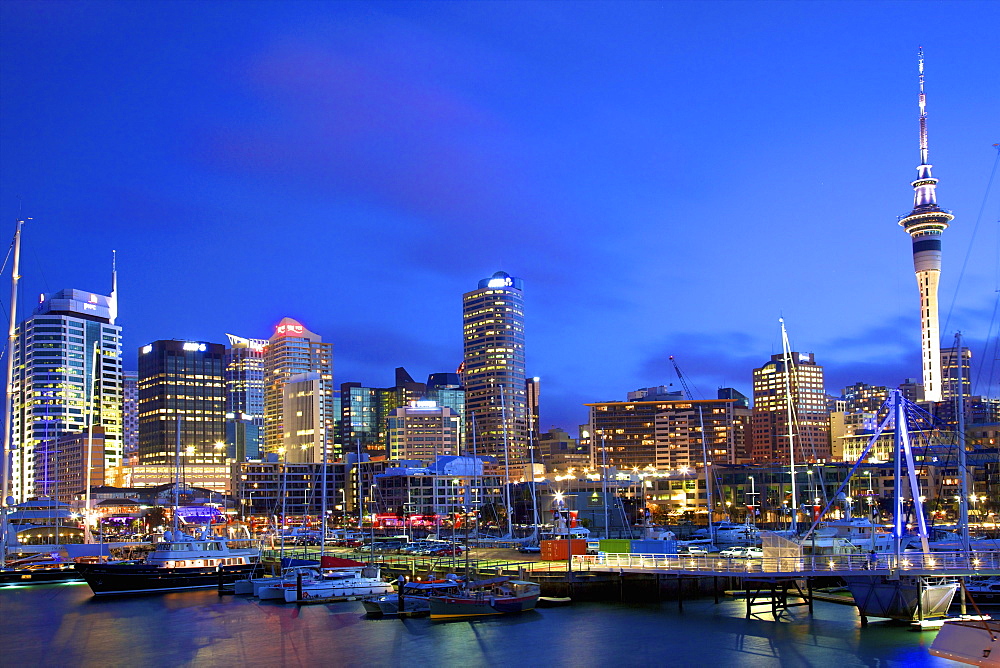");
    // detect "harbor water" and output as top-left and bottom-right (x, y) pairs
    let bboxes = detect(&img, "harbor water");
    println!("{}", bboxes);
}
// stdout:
(0, 582), (962, 667)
